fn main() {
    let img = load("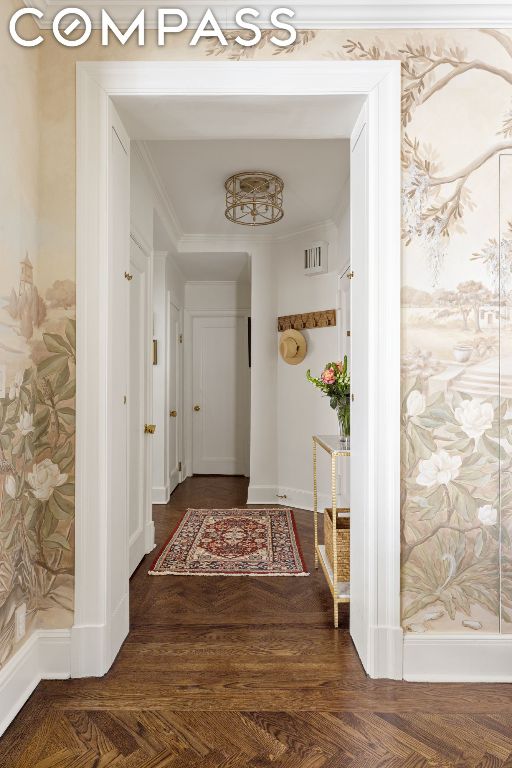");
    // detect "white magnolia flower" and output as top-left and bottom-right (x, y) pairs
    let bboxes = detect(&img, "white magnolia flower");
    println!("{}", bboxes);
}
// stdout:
(407, 390), (426, 418)
(9, 371), (23, 400)
(27, 459), (67, 501)
(454, 398), (494, 441)
(17, 410), (34, 436)
(4, 475), (16, 498)
(478, 504), (498, 526)
(417, 449), (462, 487)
